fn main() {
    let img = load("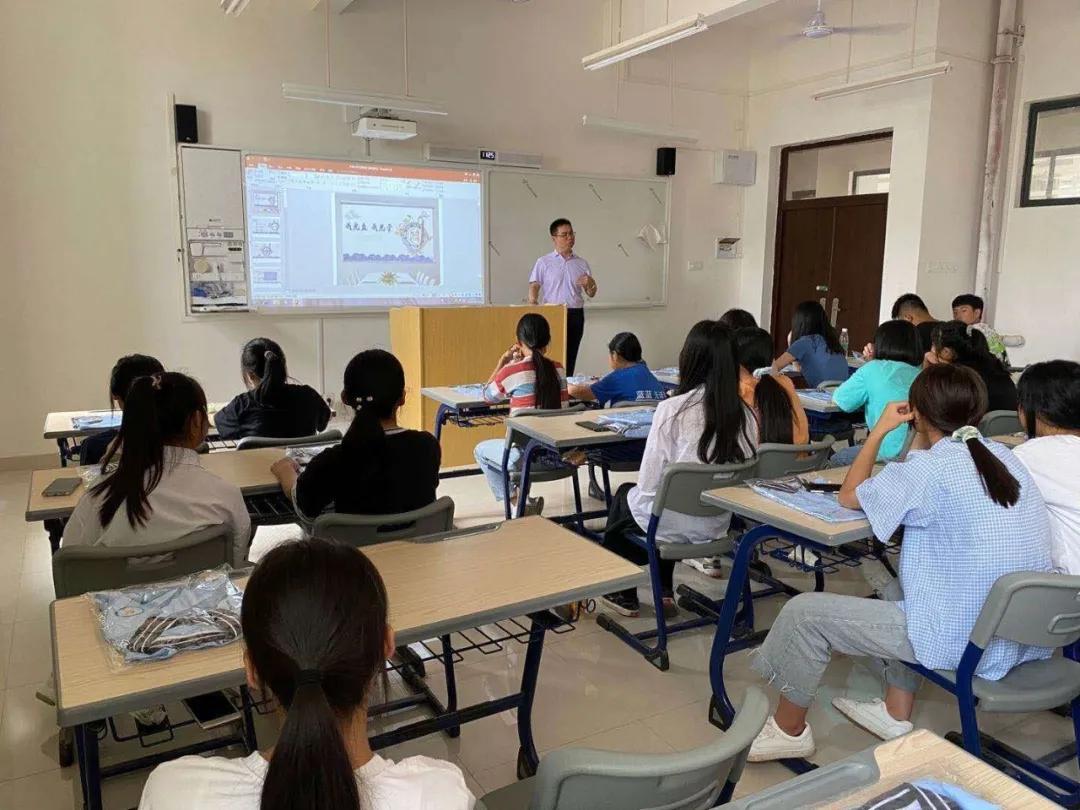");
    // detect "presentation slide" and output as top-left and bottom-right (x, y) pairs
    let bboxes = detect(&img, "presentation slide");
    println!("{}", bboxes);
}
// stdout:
(243, 155), (484, 309)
